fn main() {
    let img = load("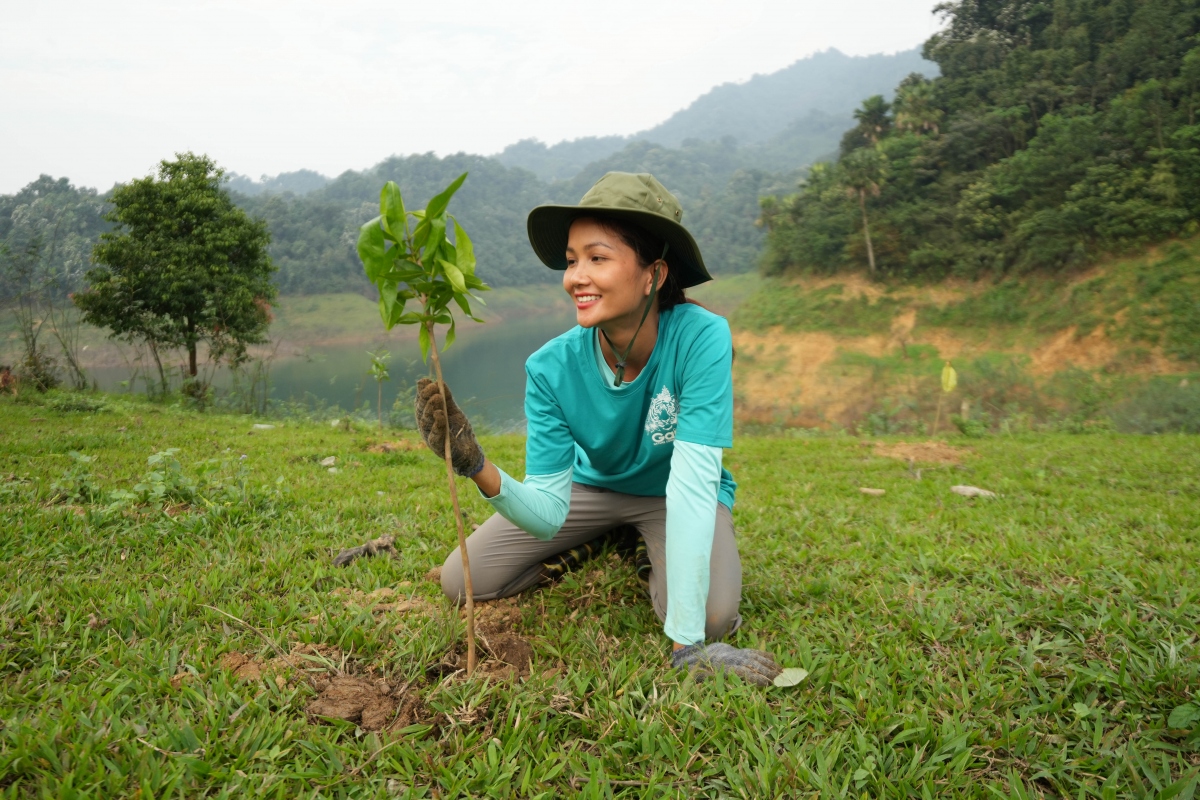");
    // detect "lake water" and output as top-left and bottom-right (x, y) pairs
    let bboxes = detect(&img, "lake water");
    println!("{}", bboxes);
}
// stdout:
(87, 311), (578, 430)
